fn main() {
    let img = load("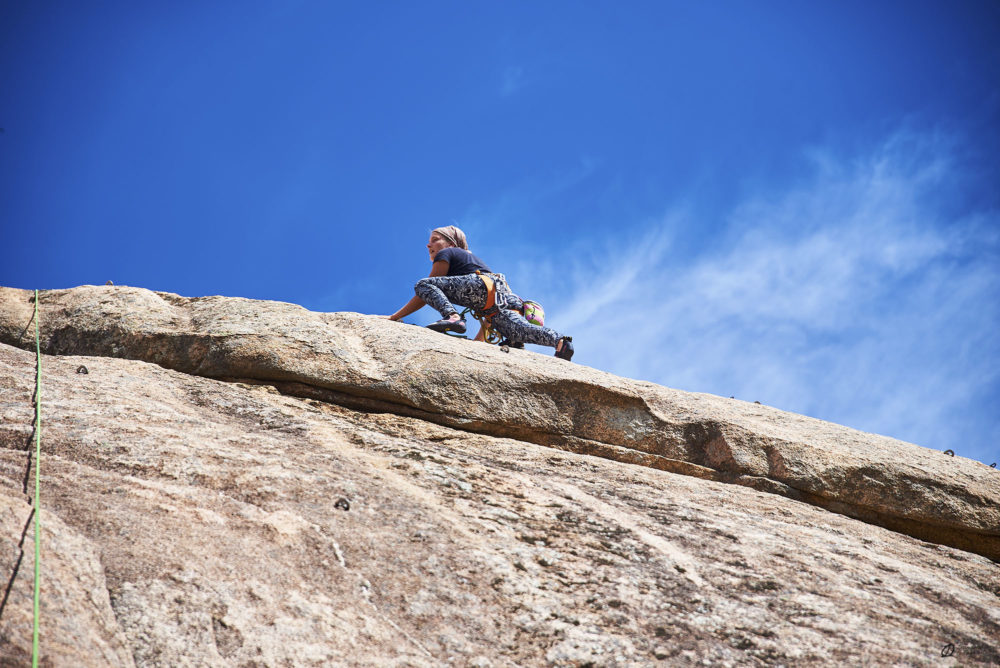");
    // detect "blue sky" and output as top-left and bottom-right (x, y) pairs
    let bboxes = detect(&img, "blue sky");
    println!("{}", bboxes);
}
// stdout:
(2, 1), (998, 466)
